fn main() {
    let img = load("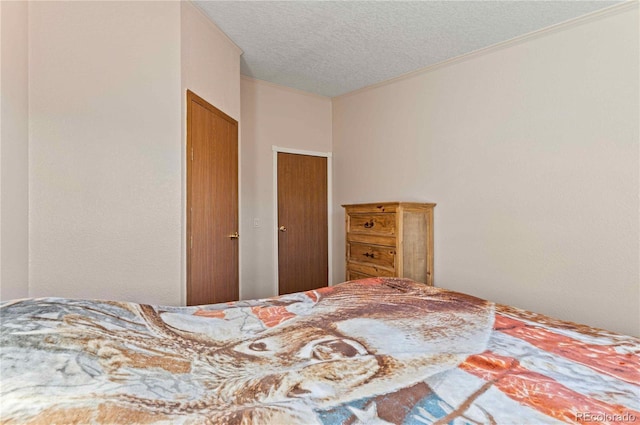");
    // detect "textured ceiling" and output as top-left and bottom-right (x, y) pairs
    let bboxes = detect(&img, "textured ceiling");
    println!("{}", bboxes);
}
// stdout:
(195, 1), (622, 97)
